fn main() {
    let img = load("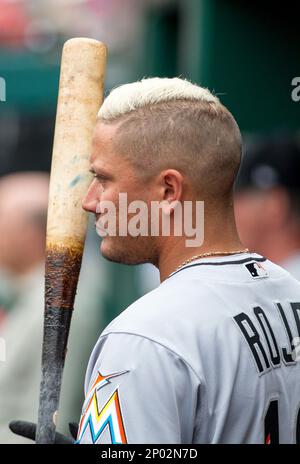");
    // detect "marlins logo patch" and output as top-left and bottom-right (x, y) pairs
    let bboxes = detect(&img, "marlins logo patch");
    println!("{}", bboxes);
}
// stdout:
(77, 370), (128, 444)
